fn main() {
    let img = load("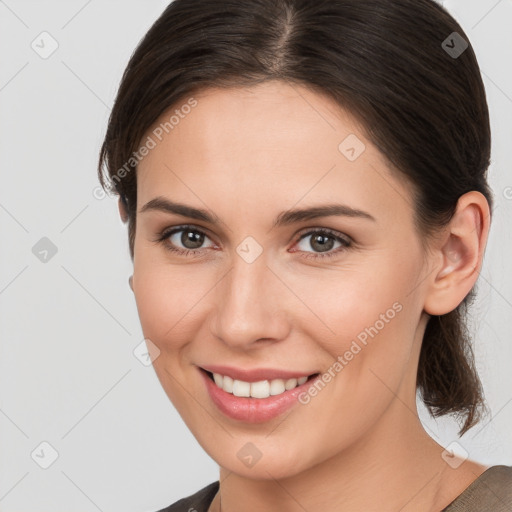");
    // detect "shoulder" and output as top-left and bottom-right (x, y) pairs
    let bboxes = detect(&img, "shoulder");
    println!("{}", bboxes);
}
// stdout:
(154, 481), (219, 512)
(443, 465), (512, 511)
